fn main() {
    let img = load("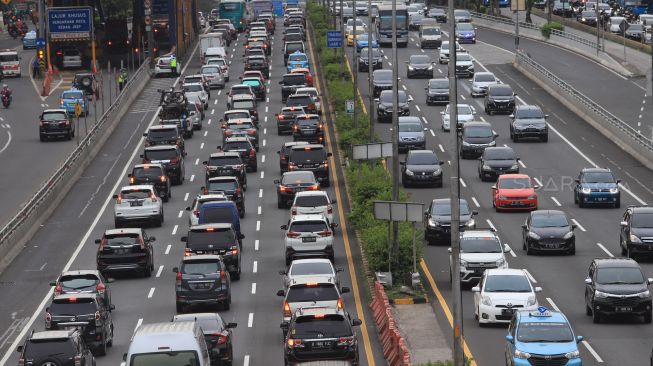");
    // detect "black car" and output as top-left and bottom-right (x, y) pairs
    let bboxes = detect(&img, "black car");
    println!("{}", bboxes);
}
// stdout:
(72, 73), (98, 98)
(372, 69), (393, 97)
(203, 176), (246, 213)
(278, 141), (310, 172)
(172, 313), (237, 364)
(625, 23), (644, 41)
(424, 198), (477, 245)
(143, 124), (185, 153)
(17, 330), (95, 366)
(425, 78), (450, 105)
(358, 47), (383, 72)
(244, 55), (270, 78)
(173, 255), (233, 312)
(552, 1), (575, 17)
(406, 54), (434, 78)
(45, 293), (114, 356)
(275, 171), (320, 208)
(484, 84), (516, 115)
(478, 146), (520, 181)
(203, 152), (247, 189)
(221, 136), (257, 172)
(277, 106), (306, 135)
(459, 122), (498, 159)
(182, 223), (242, 279)
(286, 93), (318, 114)
(128, 164), (171, 201)
(279, 73), (308, 102)
(95, 228), (155, 278)
(376, 90), (411, 123)
(287, 144), (331, 186)
(282, 308), (361, 365)
(39, 109), (74, 141)
(522, 210), (577, 255)
(401, 150), (443, 188)
(292, 114), (324, 144)
(510, 105), (549, 142)
(141, 145), (186, 185)
(620, 206), (653, 257)
(578, 10), (598, 26)
(585, 257), (652, 323)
